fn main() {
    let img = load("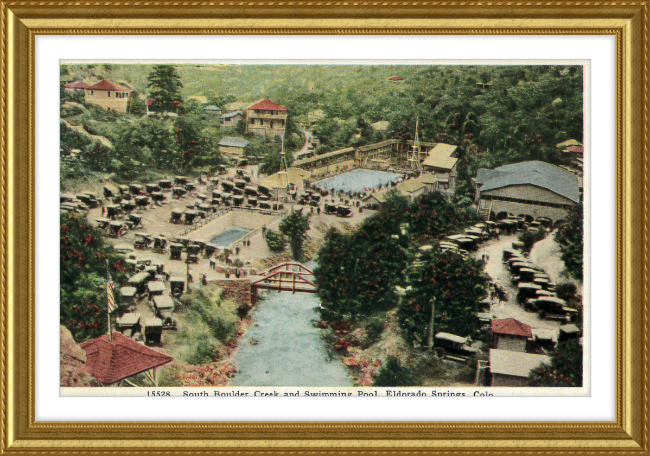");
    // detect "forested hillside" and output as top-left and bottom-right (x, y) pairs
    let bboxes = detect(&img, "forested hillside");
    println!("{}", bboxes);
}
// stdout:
(61, 63), (583, 192)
